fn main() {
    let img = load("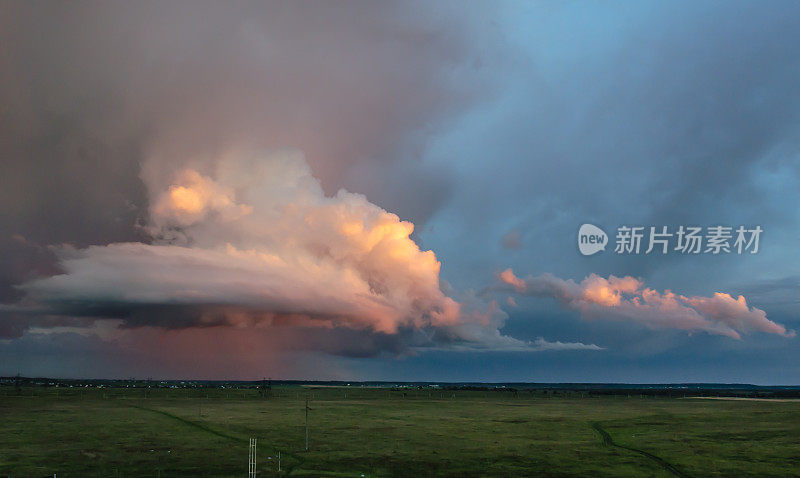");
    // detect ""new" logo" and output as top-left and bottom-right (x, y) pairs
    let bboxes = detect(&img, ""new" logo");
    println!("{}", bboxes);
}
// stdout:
(578, 224), (607, 256)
